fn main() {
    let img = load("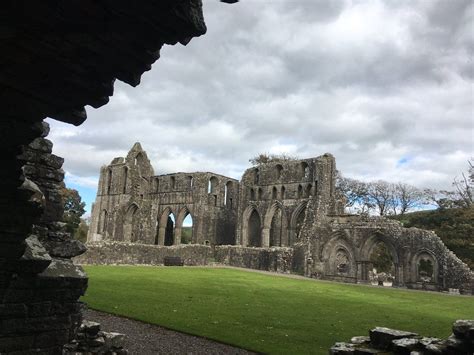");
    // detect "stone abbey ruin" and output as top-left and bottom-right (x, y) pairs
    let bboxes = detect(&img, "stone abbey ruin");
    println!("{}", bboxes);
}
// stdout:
(83, 143), (473, 294)
(0, 0), (472, 353)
